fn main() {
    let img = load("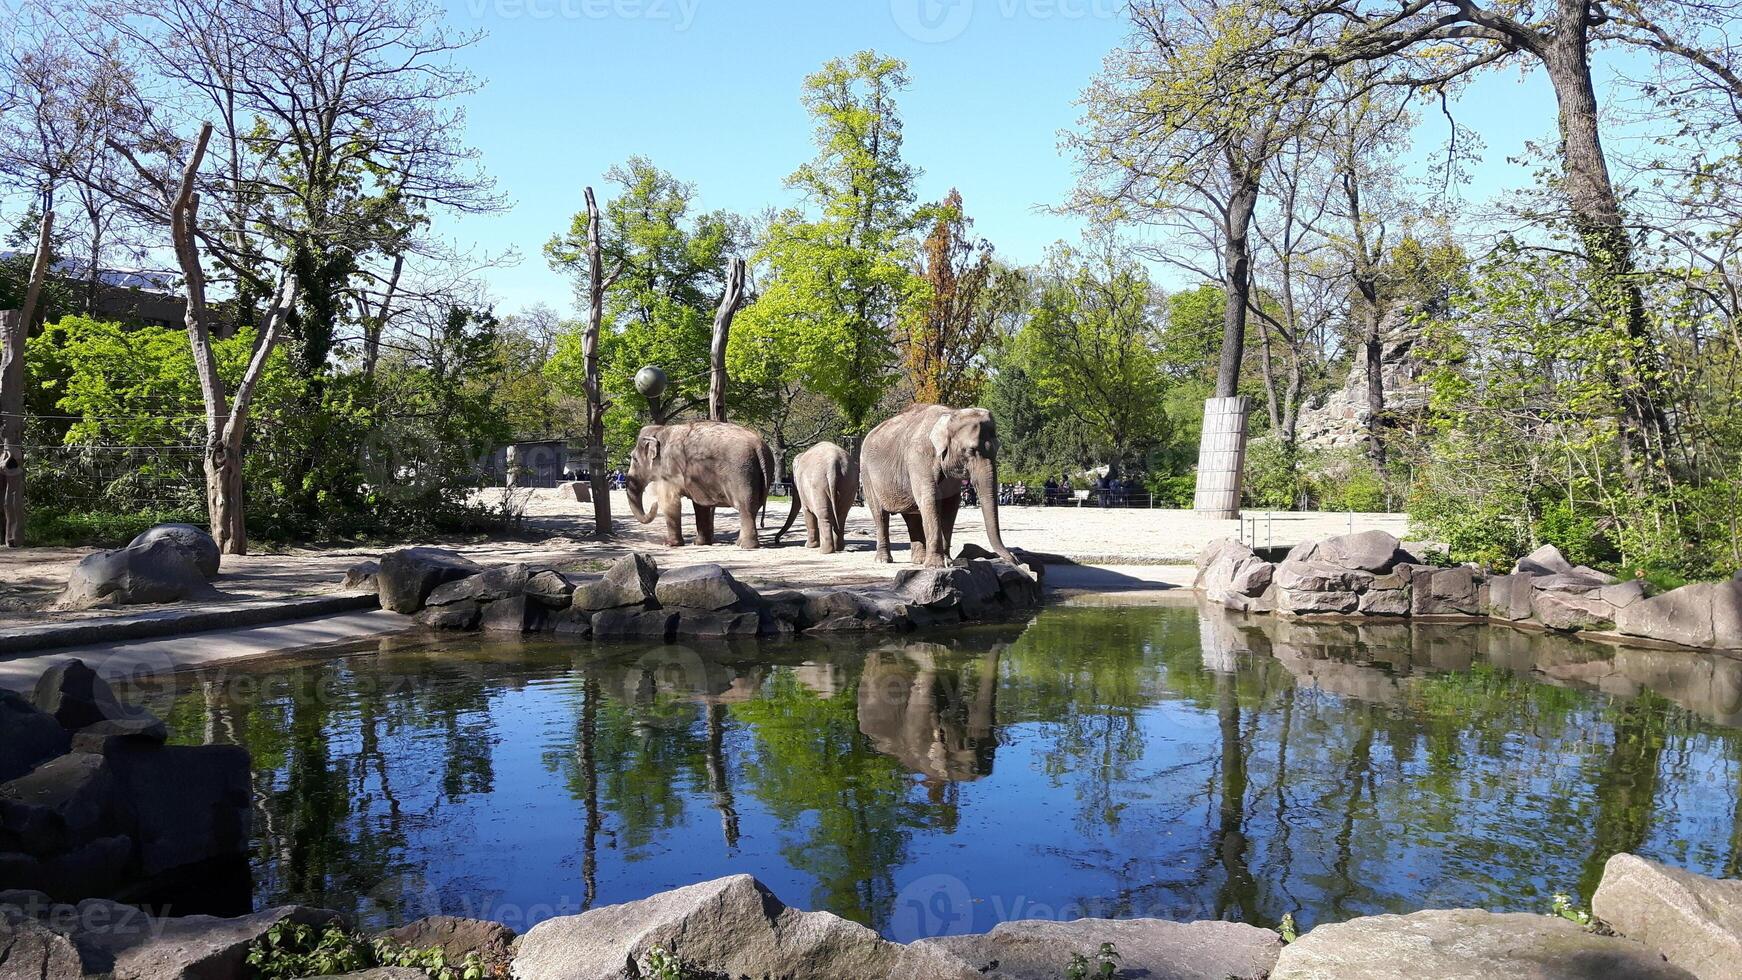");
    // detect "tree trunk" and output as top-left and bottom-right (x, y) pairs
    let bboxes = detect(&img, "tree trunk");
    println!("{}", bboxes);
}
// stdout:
(204, 434), (245, 554)
(584, 187), (612, 539)
(710, 257), (747, 423)
(1, 208), (58, 546)
(1195, 155), (1259, 518)
(1342, 160), (1387, 466)
(363, 253), (402, 382)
